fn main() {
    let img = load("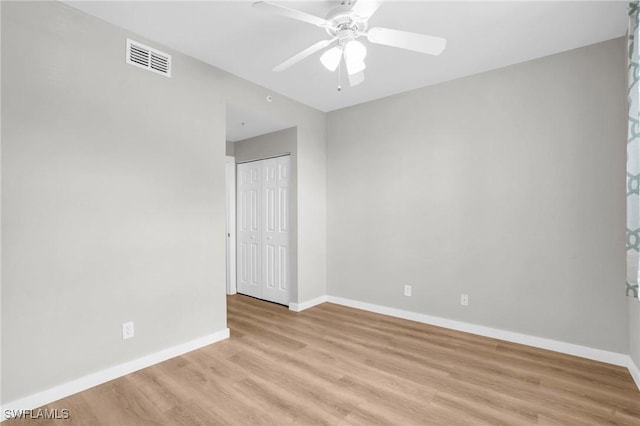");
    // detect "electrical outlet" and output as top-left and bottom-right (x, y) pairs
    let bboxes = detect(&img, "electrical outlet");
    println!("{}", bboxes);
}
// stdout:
(404, 285), (412, 297)
(460, 294), (469, 306)
(122, 321), (134, 340)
